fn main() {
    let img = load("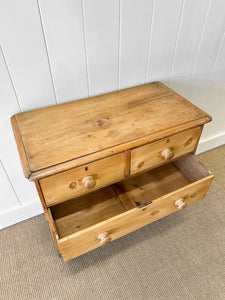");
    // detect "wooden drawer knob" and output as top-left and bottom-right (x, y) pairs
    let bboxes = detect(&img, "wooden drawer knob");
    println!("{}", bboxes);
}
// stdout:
(82, 175), (96, 189)
(175, 198), (187, 210)
(98, 232), (111, 245)
(162, 148), (175, 160)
